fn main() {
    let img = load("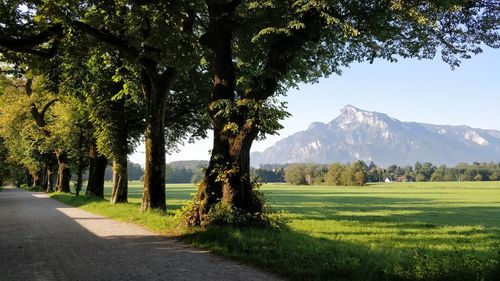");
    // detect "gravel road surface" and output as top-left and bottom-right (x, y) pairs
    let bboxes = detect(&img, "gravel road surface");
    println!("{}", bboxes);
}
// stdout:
(0, 187), (281, 281)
